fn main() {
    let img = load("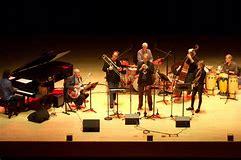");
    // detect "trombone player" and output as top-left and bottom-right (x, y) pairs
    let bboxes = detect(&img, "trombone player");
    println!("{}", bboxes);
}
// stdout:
(102, 51), (125, 108)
